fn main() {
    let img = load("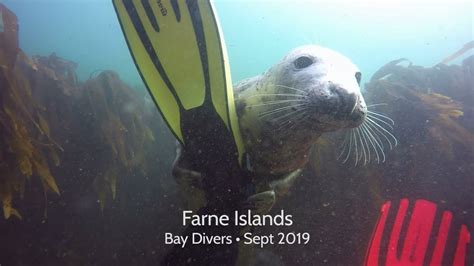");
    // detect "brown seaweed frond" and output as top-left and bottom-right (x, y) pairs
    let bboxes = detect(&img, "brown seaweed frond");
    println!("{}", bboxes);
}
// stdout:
(370, 58), (411, 82)
(82, 71), (155, 210)
(413, 91), (474, 159)
(438, 40), (474, 65)
(0, 4), (66, 219)
(1, 57), (157, 217)
(1, 3), (160, 219)
(367, 65), (473, 161)
(1, 57), (62, 219)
